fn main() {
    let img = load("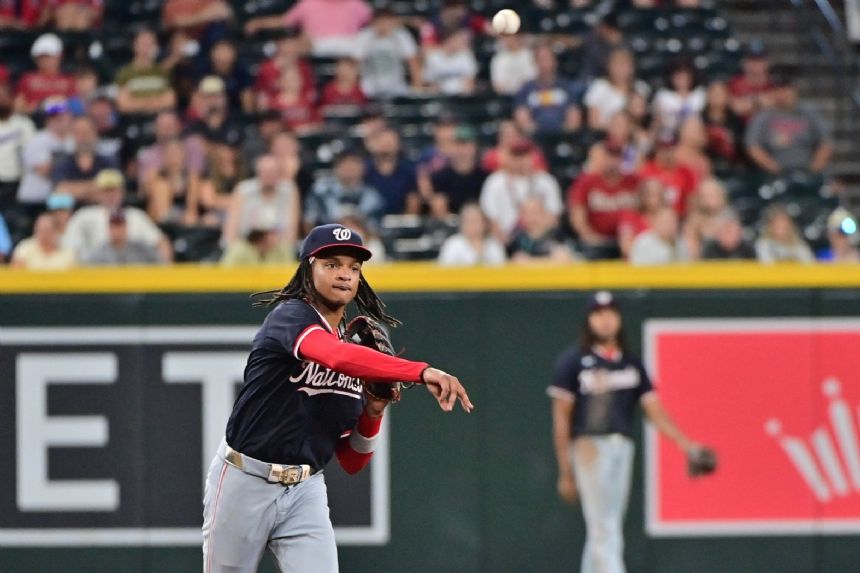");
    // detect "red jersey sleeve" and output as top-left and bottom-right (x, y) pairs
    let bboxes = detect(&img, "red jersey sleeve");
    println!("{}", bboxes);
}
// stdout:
(297, 327), (429, 383)
(568, 173), (592, 207)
